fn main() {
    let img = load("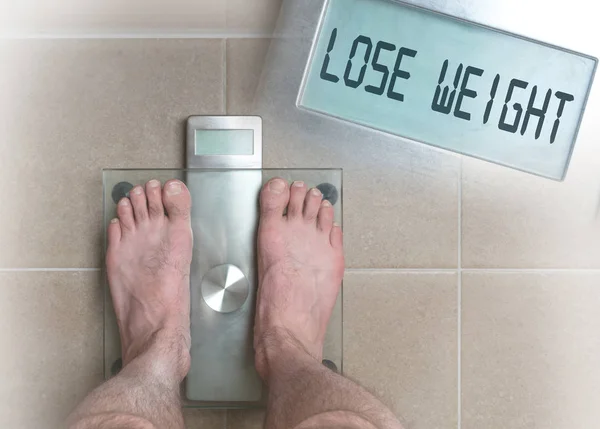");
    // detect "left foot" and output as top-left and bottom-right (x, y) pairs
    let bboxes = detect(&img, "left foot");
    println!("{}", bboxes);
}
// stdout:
(106, 179), (193, 382)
